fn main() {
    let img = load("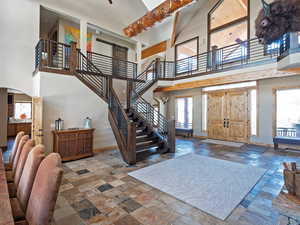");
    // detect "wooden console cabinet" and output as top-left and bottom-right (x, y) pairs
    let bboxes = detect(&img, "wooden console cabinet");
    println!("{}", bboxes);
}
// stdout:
(52, 128), (94, 162)
(7, 123), (32, 137)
